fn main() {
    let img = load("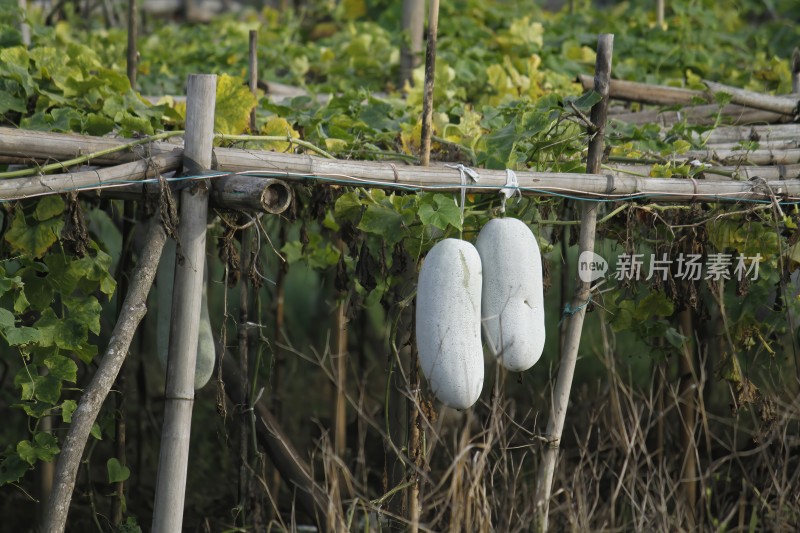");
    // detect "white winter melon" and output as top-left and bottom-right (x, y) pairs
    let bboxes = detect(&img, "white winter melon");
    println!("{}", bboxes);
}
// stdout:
(476, 218), (545, 371)
(416, 239), (484, 409)
(157, 238), (215, 390)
